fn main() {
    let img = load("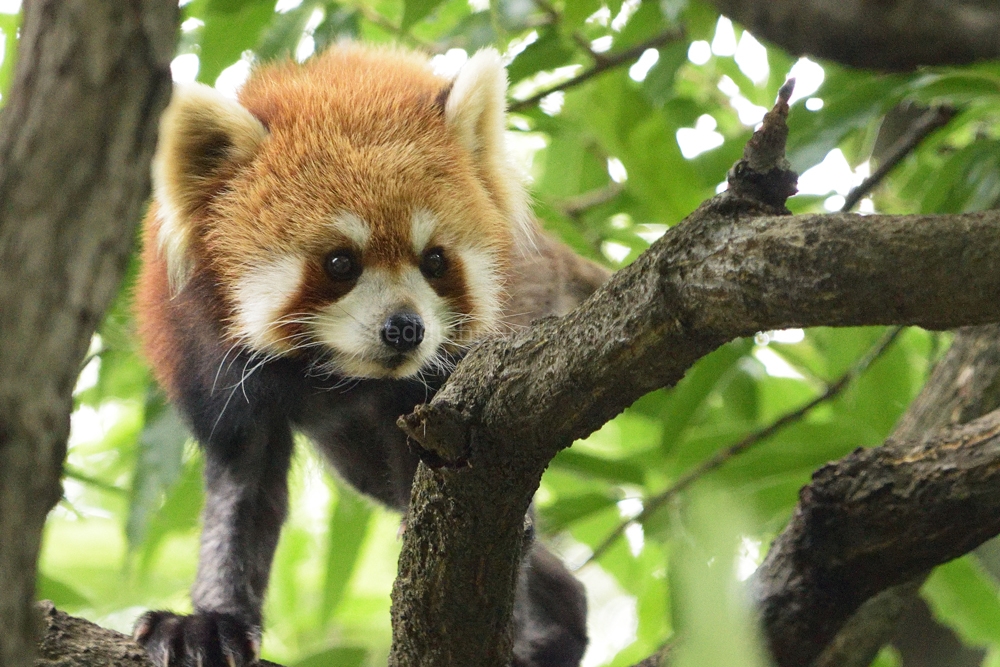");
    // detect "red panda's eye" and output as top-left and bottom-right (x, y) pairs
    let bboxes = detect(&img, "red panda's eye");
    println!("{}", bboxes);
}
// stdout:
(325, 249), (360, 281)
(420, 247), (447, 279)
